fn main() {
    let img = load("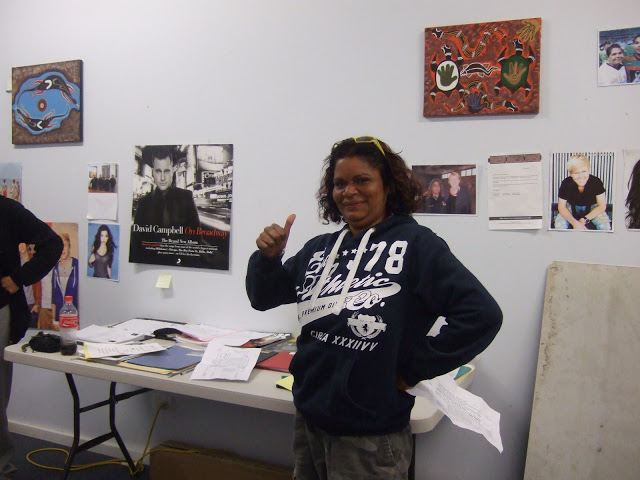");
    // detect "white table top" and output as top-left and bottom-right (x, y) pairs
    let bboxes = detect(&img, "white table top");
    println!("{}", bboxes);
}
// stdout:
(4, 342), (474, 435)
